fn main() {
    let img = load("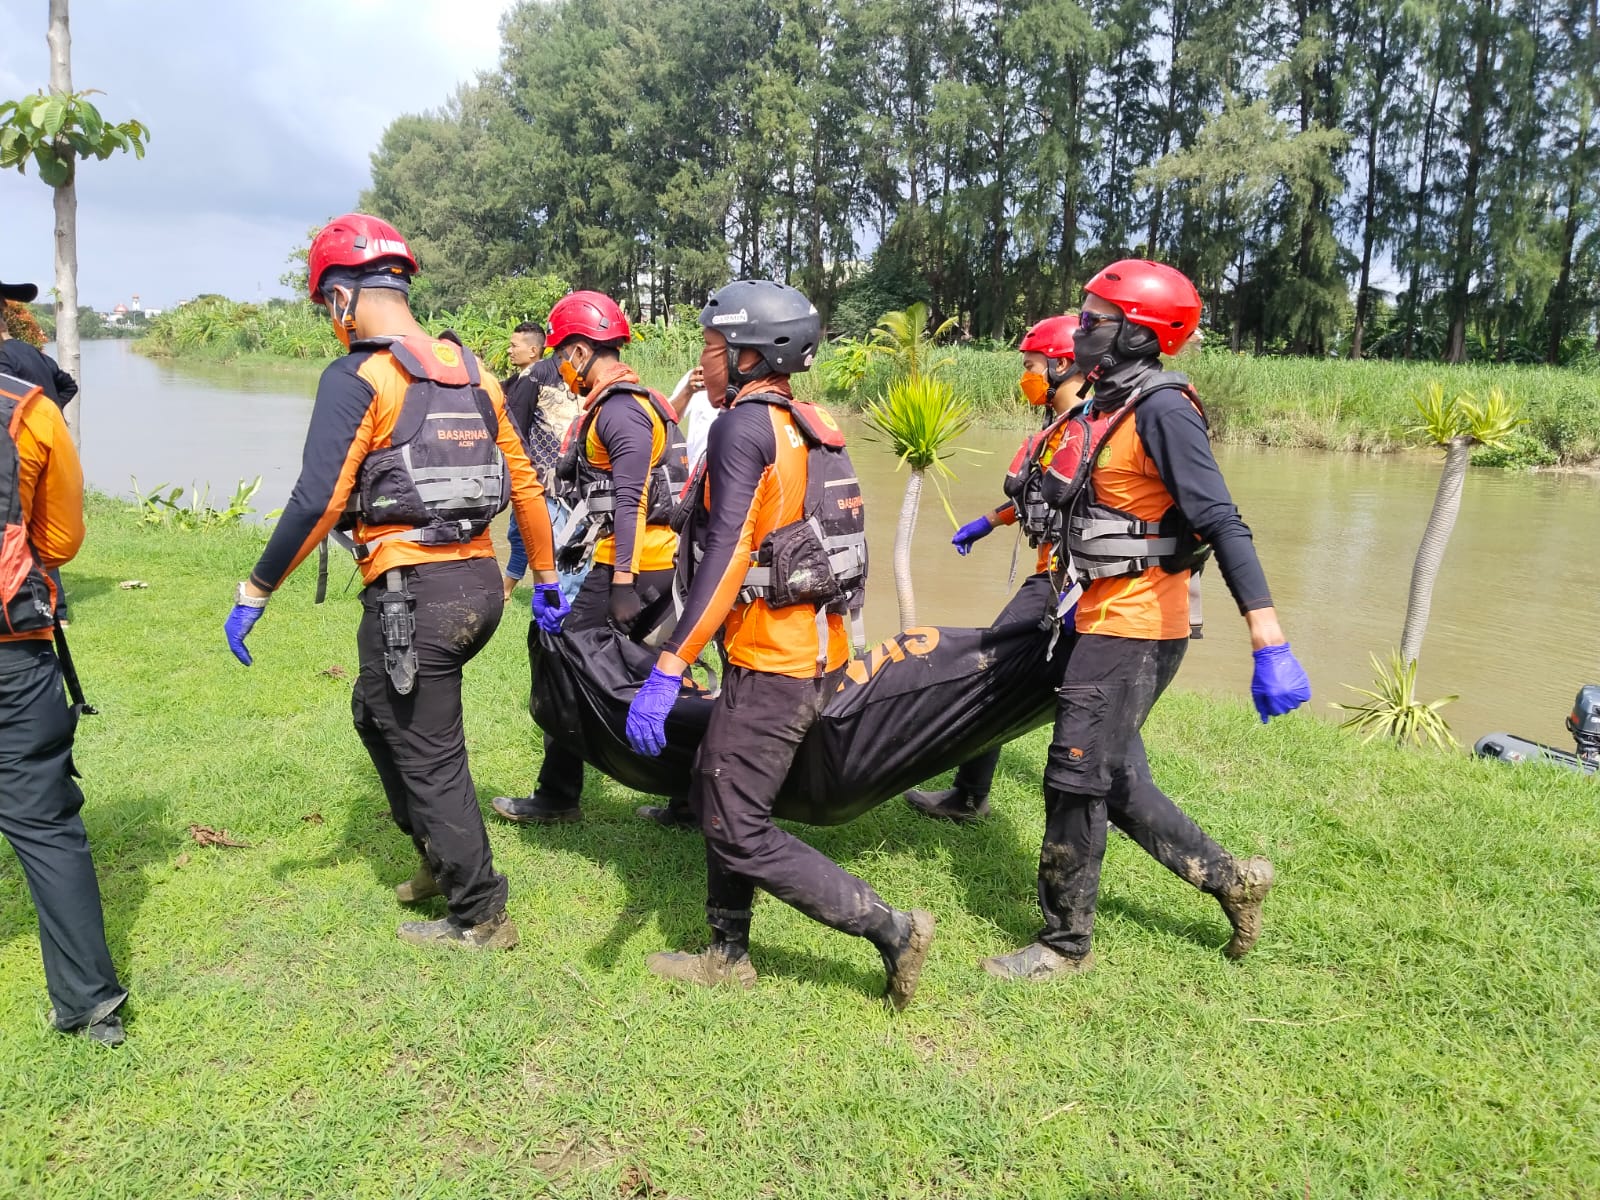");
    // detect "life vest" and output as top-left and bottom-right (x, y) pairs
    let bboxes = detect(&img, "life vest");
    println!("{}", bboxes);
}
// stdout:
(553, 382), (688, 567)
(1049, 371), (1212, 585)
(0, 372), (58, 636)
(1003, 407), (1081, 548)
(338, 335), (509, 561)
(673, 393), (868, 667)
